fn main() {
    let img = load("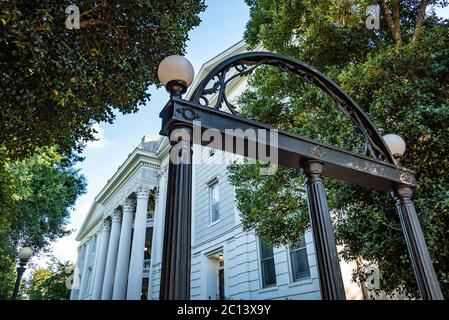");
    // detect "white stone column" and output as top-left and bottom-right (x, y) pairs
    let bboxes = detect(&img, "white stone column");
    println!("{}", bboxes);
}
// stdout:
(112, 200), (135, 300)
(91, 219), (111, 300)
(101, 211), (122, 300)
(153, 166), (168, 264)
(127, 187), (150, 300)
(148, 166), (168, 300)
(70, 246), (83, 300)
(78, 239), (91, 298)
